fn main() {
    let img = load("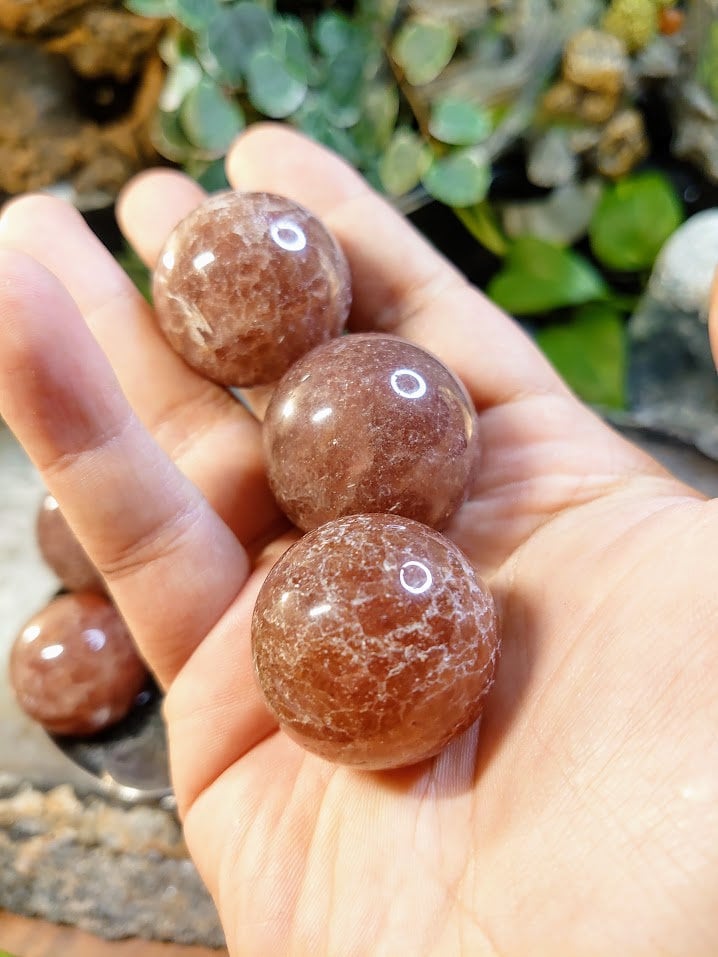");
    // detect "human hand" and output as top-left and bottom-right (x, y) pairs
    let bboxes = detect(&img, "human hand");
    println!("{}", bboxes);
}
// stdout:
(0, 126), (716, 956)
